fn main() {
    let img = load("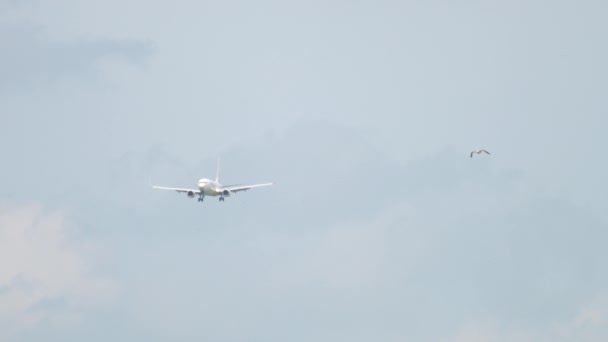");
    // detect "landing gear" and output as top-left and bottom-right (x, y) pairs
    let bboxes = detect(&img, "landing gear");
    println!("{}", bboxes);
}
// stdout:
(197, 193), (205, 202)
(219, 196), (225, 202)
